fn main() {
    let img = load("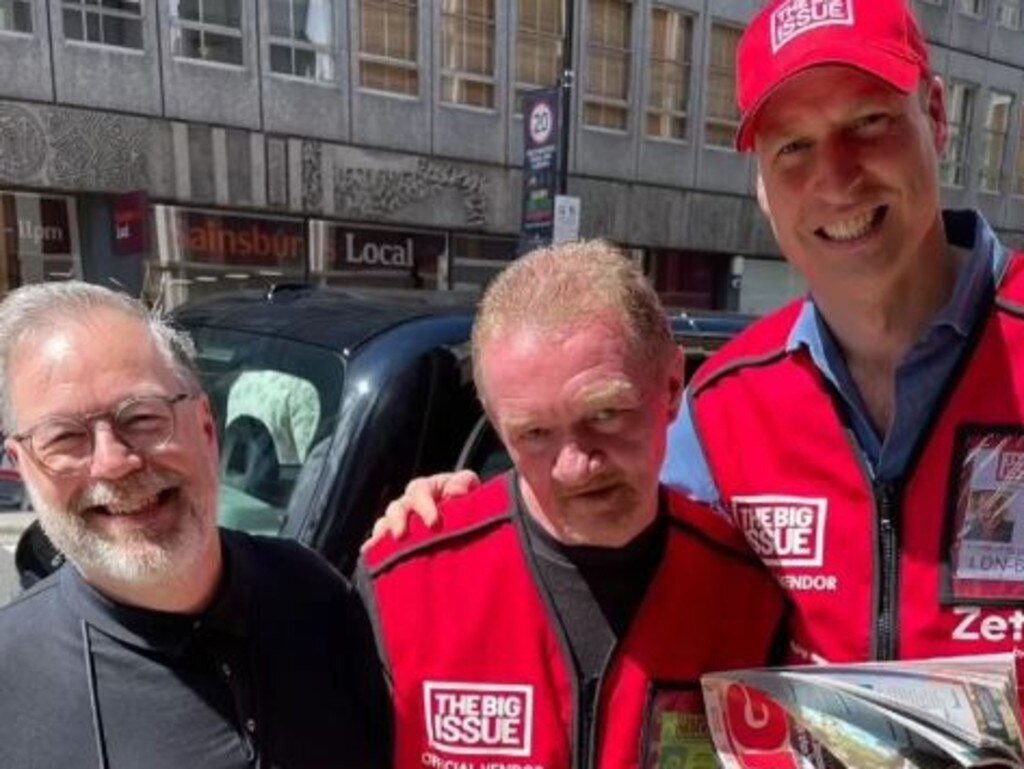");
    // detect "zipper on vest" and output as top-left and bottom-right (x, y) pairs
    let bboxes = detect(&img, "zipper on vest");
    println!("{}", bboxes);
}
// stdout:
(874, 480), (901, 660)
(579, 677), (598, 768)
(580, 648), (614, 769)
